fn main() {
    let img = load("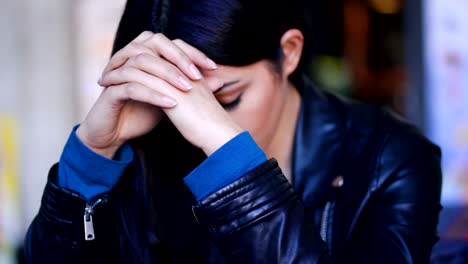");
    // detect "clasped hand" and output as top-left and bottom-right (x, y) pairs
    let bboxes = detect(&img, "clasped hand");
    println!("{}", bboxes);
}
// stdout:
(76, 32), (243, 158)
